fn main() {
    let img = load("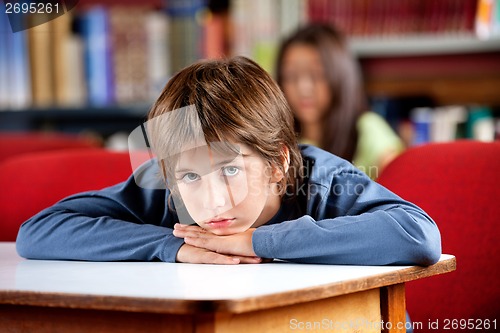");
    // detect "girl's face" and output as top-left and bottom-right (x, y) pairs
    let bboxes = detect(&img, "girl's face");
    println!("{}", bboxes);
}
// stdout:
(281, 44), (331, 125)
(173, 143), (283, 235)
